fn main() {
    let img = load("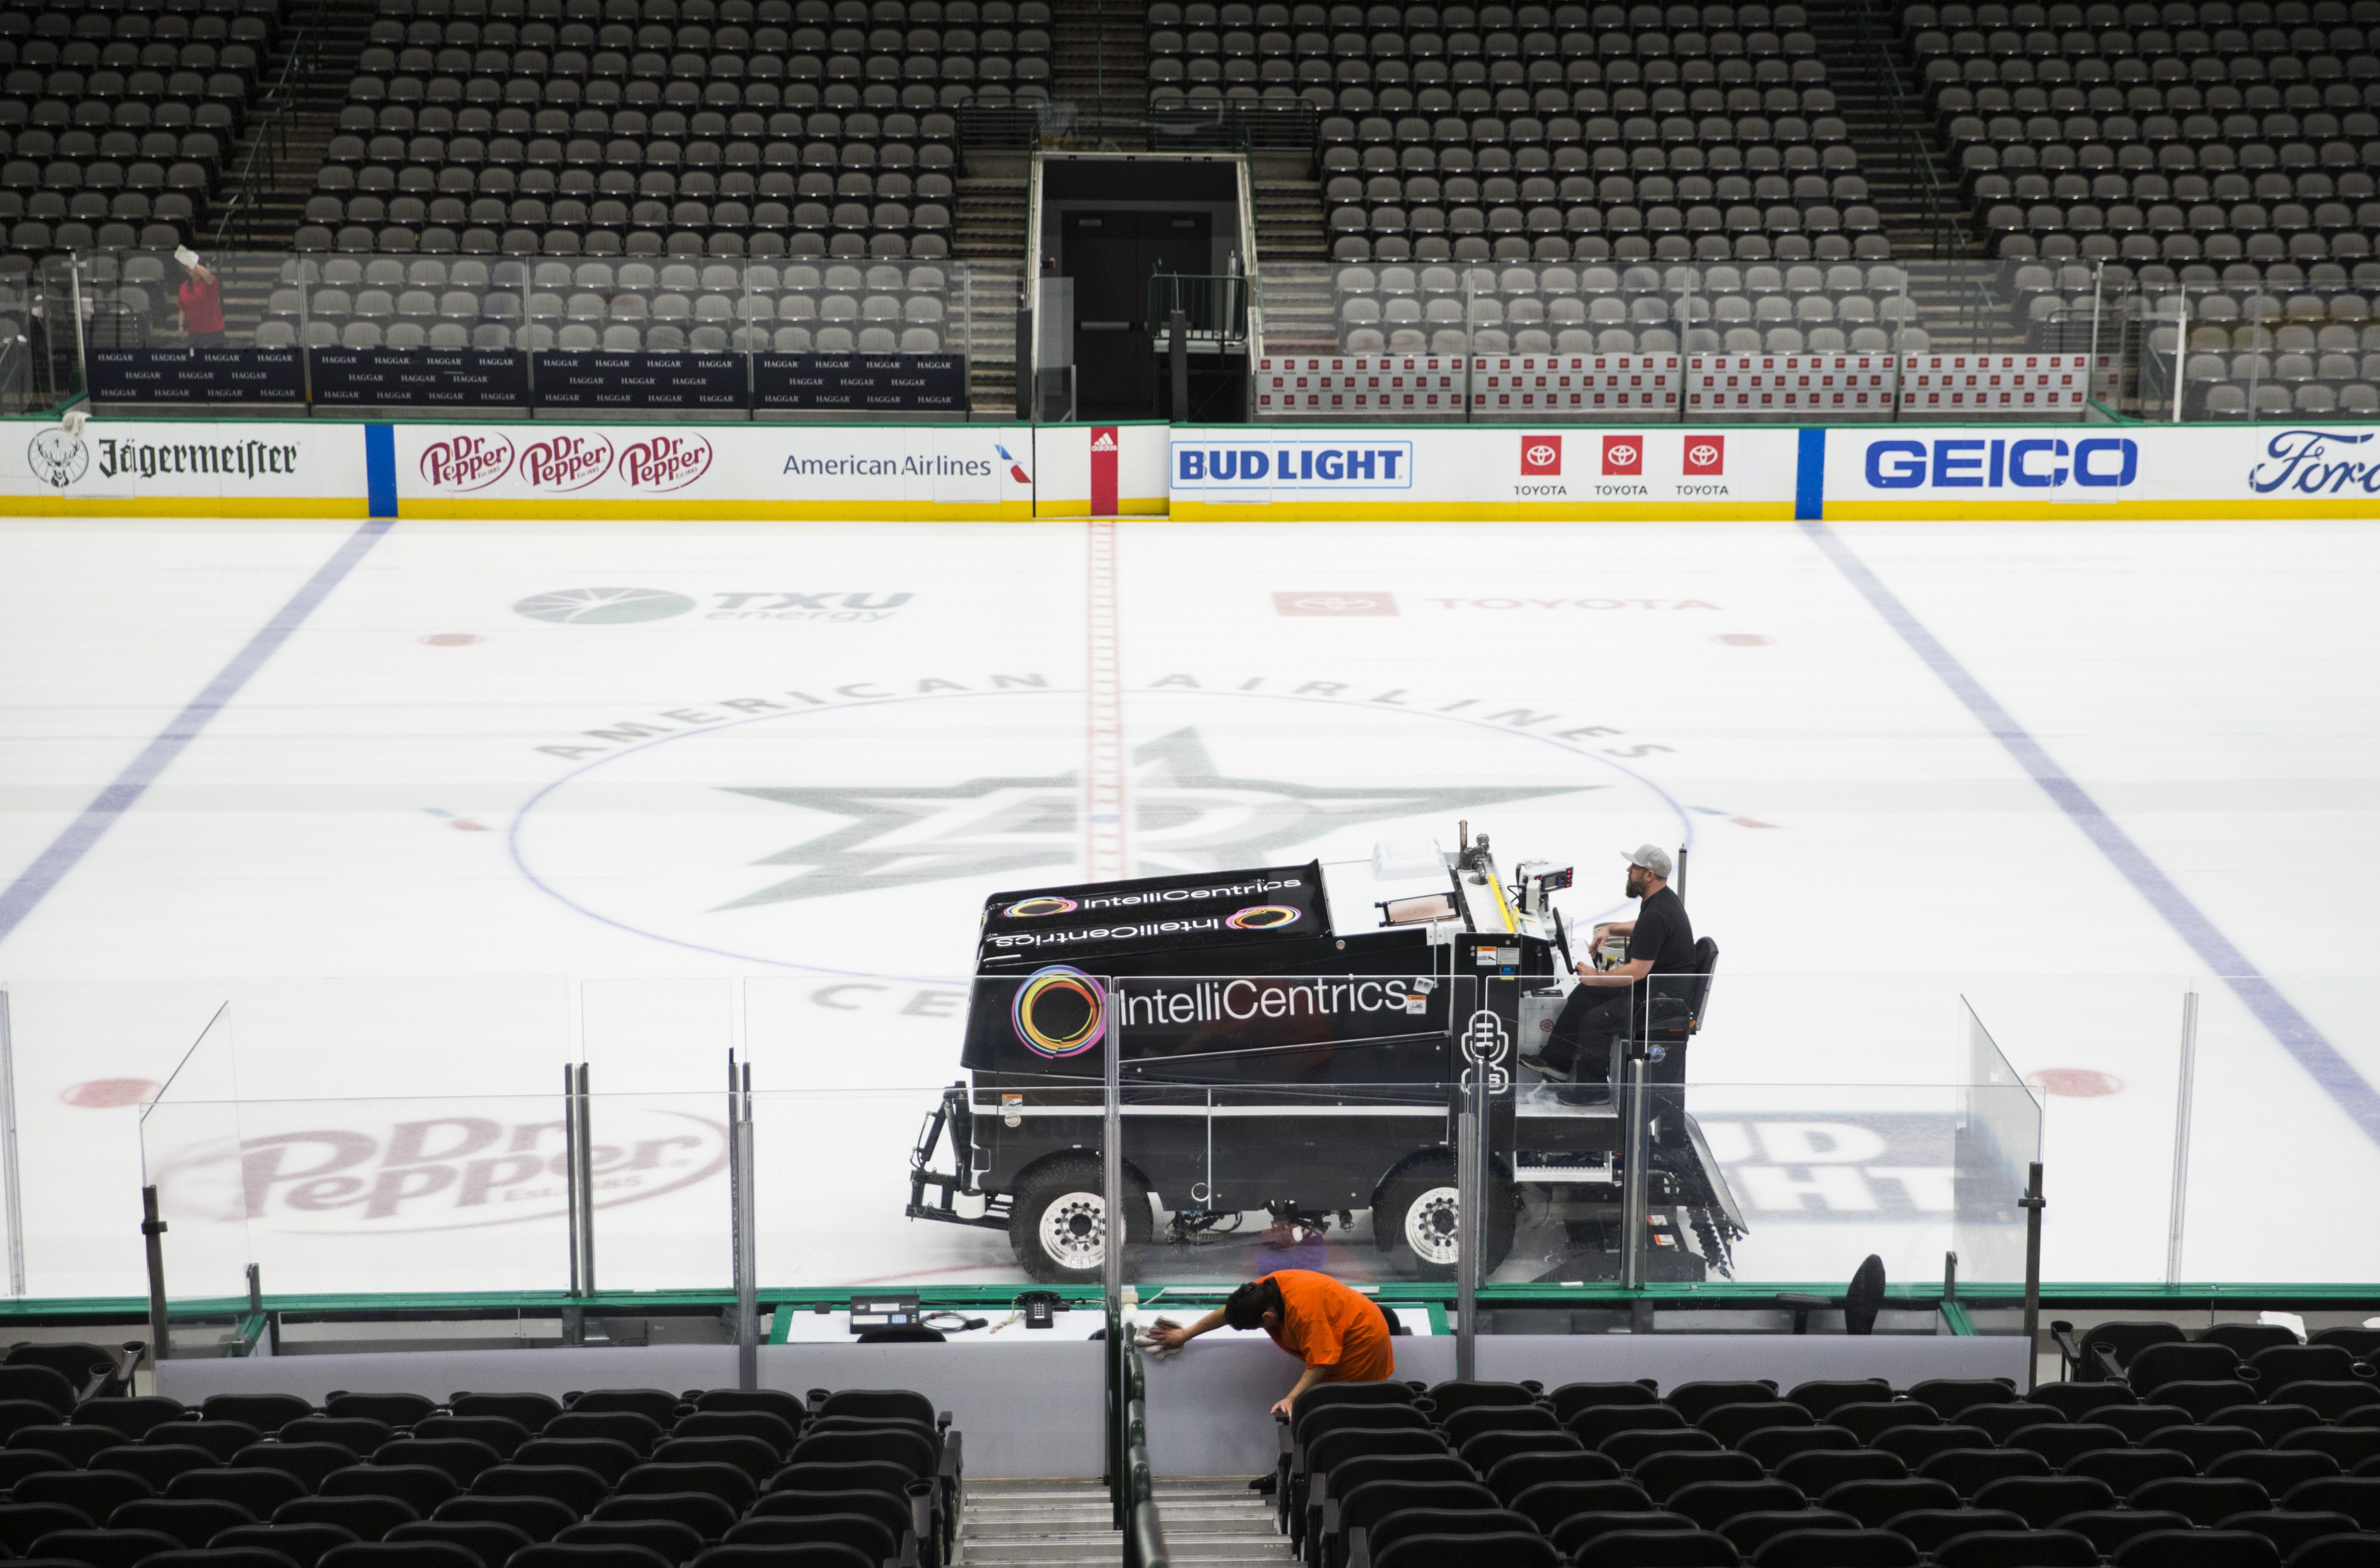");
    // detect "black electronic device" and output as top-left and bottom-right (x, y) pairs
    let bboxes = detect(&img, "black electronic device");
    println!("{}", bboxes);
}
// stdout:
(849, 1293), (921, 1332)
(1016, 1291), (1060, 1329)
